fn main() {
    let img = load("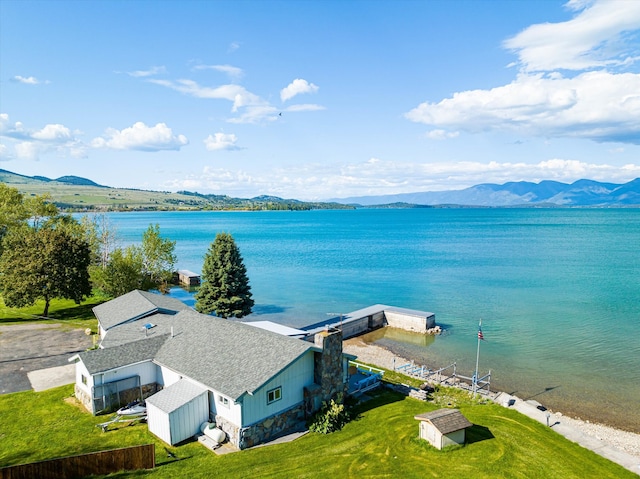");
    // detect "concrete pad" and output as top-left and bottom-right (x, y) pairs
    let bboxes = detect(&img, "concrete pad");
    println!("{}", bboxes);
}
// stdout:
(28, 364), (76, 392)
